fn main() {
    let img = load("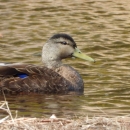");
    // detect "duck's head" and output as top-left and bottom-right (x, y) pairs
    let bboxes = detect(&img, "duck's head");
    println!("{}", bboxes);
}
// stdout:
(42, 33), (94, 68)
